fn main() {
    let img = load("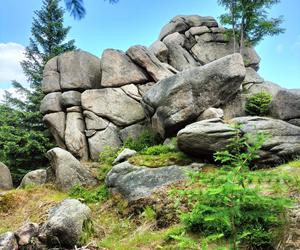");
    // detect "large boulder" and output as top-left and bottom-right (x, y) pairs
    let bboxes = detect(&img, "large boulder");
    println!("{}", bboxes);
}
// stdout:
(106, 162), (190, 201)
(231, 116), (300, 165)
(41, 56), (60, 94)
(39, 199), (90, 248)
(177, 118), (238, 157)
(40, 92), (62, 114)
(82, 88), (146, 126)
(126, 45), (174, 82)
(142, 53), (246, 137)
(0, 162), (13, 190)
(149, 40), (168, 62)
(0, 232), (18, 250)
(58, 50), (101, 90)
(61, 91), (81, 107)
(83, 110), (109, 130)
(43, 112), (66, 149)
(65, 111), (89, 160)
(101, 49), (149, 87)
(19, 169), (47, 188)
(47, 148), (97, 191)
(14, 223), (39, 246)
